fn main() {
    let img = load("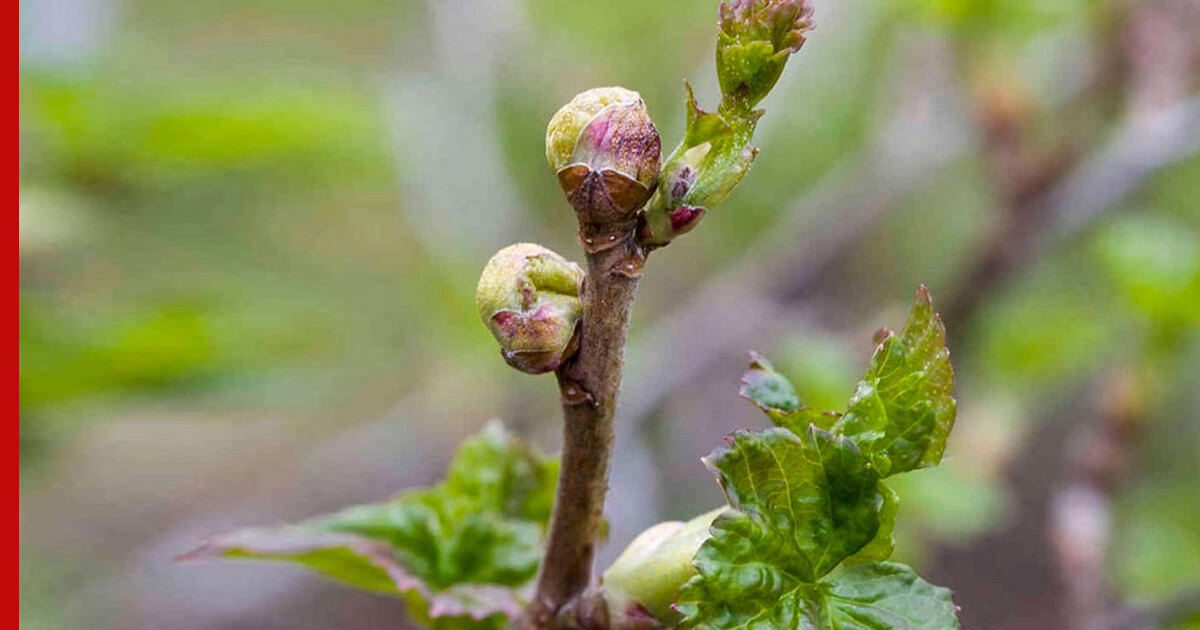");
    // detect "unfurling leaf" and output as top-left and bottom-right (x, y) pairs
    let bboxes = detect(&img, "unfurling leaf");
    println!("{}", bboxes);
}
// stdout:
(739, 351), (840, 433)
(716, 0), (815, 107)
(181, 421), (558, 629)
(675, 427), (884, 624)
(676, 287), (960, 629)
(741, 286), (956, 477)
(832, 285), (956, 477)
(816, 562), (961, 629)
